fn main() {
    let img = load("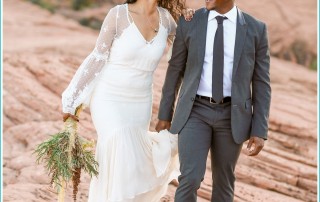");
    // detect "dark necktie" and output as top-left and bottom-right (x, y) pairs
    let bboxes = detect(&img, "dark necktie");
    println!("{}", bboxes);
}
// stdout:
(212, 16), (227, 103)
